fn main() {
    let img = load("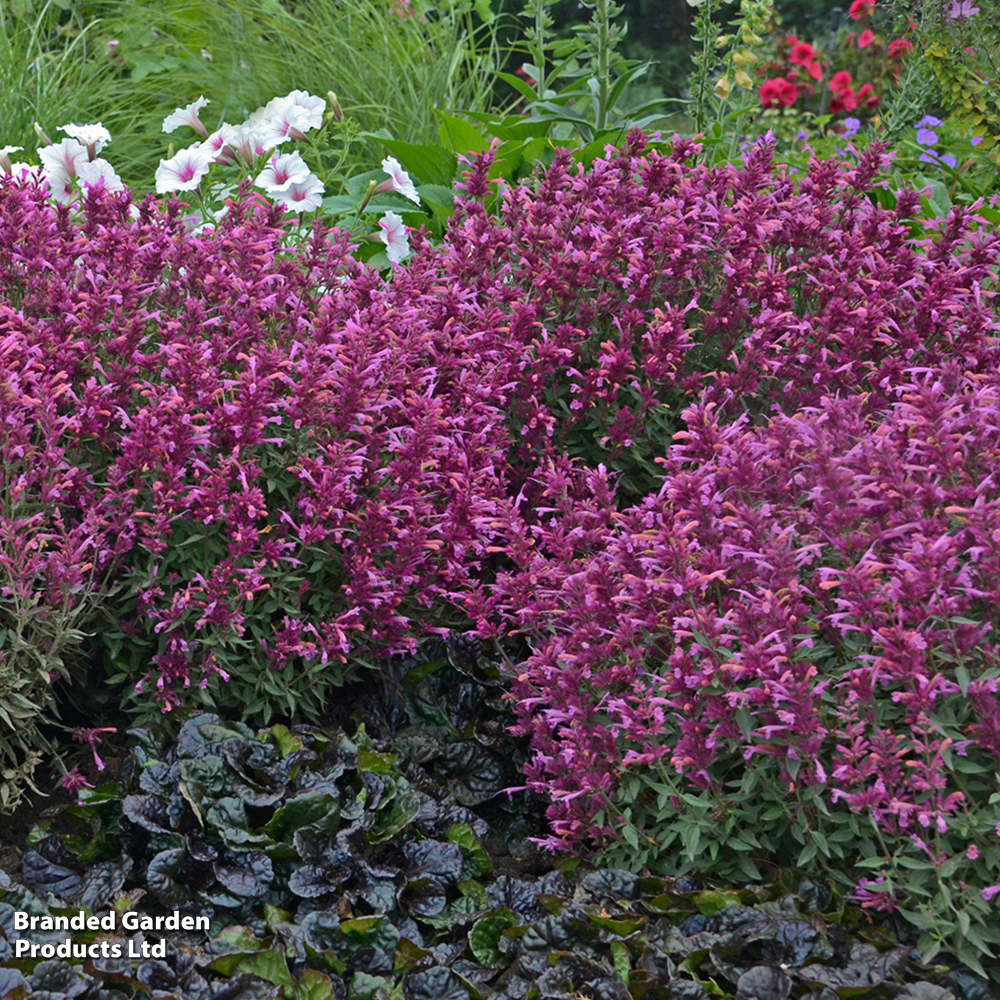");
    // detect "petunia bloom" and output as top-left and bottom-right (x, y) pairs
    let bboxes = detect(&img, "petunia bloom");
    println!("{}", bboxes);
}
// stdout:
(162, 96), (210, 137)
(760, 77), (799, 108)
(272, 172), (325, 213)
(376, 156), (420, 203)
(0, 145), (23, 174)
(155, 144), (214, 193)
(77, 158), (125, 194)
(378, 210), (411, 263)
(59, 122), (111, 157)
(203, 124), (240, 163)
(255, 150), (311, 193)
(830, 70), (853, 94)
(789, 42), (815, 66)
